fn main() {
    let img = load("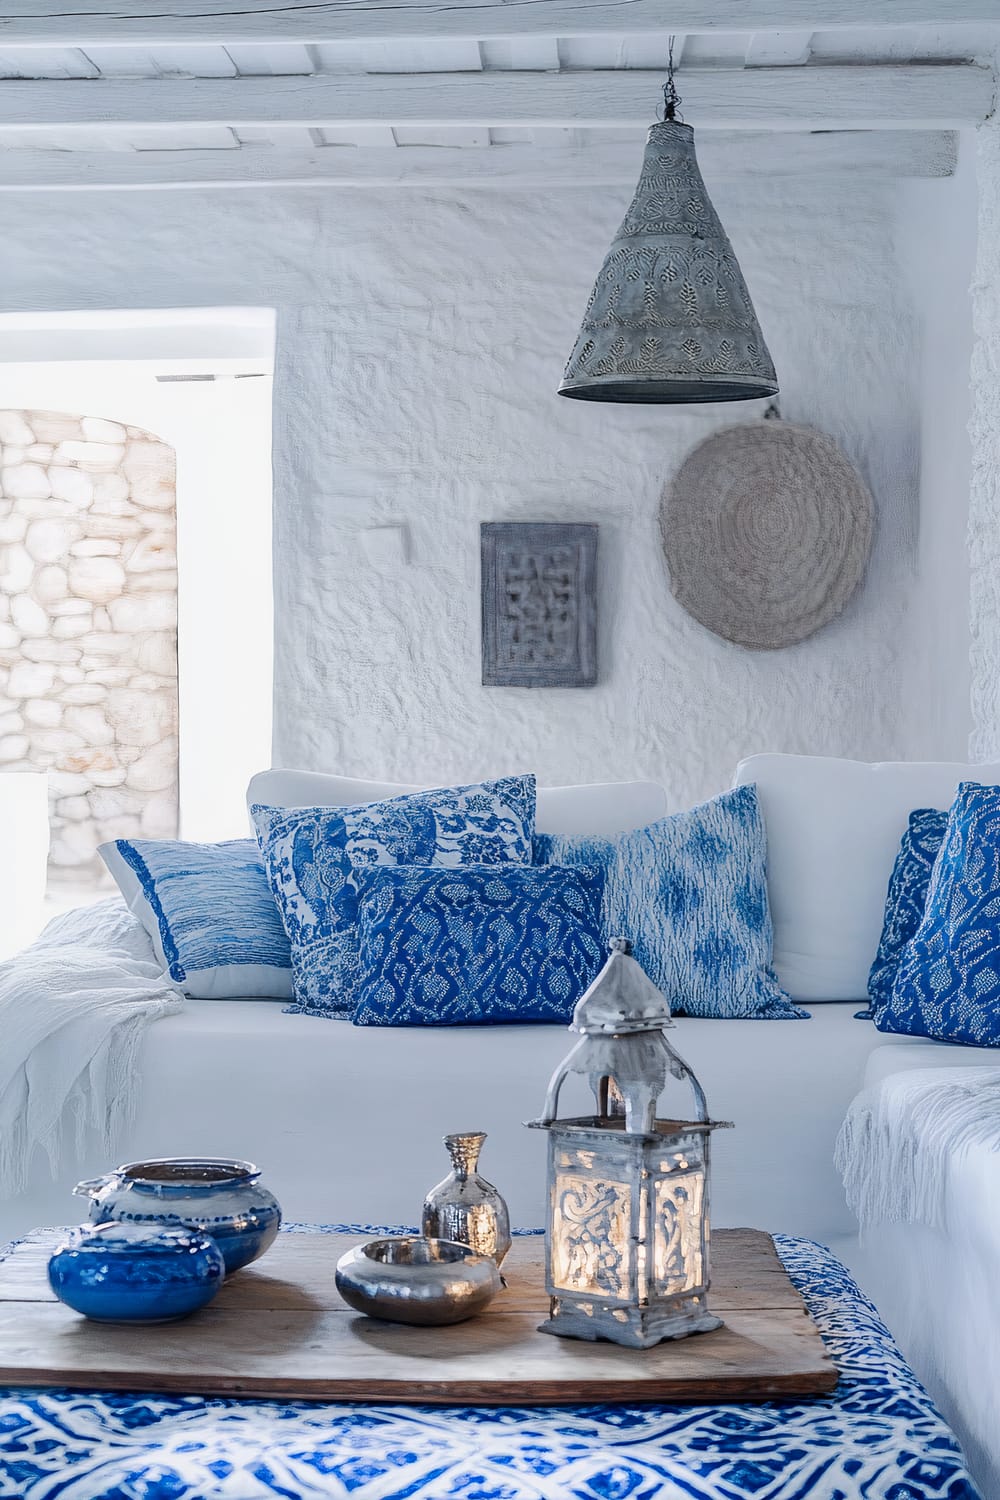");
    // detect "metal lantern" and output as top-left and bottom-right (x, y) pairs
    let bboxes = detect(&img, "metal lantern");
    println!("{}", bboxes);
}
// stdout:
(558, 62), (778, 404)
(528, 938), (731, 1348)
